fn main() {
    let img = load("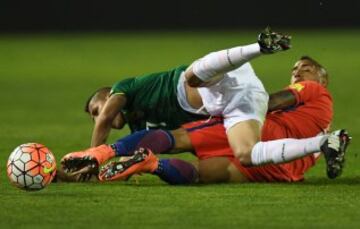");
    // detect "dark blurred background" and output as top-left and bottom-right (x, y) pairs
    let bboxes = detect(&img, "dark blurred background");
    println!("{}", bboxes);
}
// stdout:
(1, 0), (359, 32)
